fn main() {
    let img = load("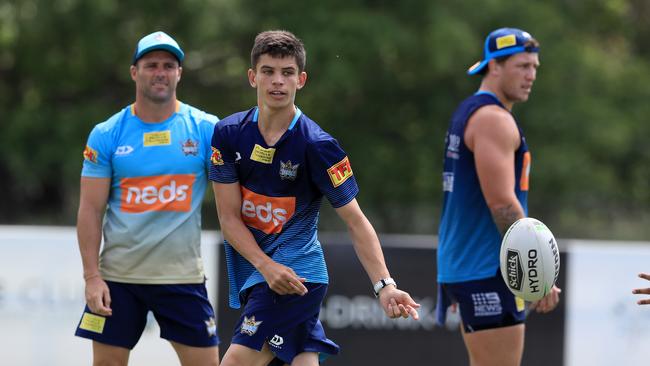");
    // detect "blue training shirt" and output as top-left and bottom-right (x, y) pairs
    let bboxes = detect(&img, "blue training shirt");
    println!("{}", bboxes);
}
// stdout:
(437, 92), (531, 283)
(209, 107), (359, 308)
